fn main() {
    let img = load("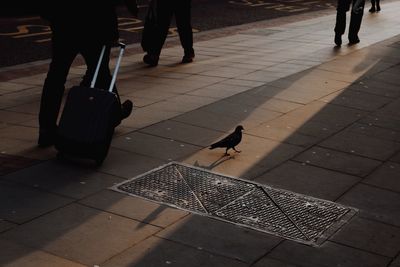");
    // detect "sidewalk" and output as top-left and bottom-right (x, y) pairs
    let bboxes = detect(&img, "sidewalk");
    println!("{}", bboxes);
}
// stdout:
(1, 2), (400, 266)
